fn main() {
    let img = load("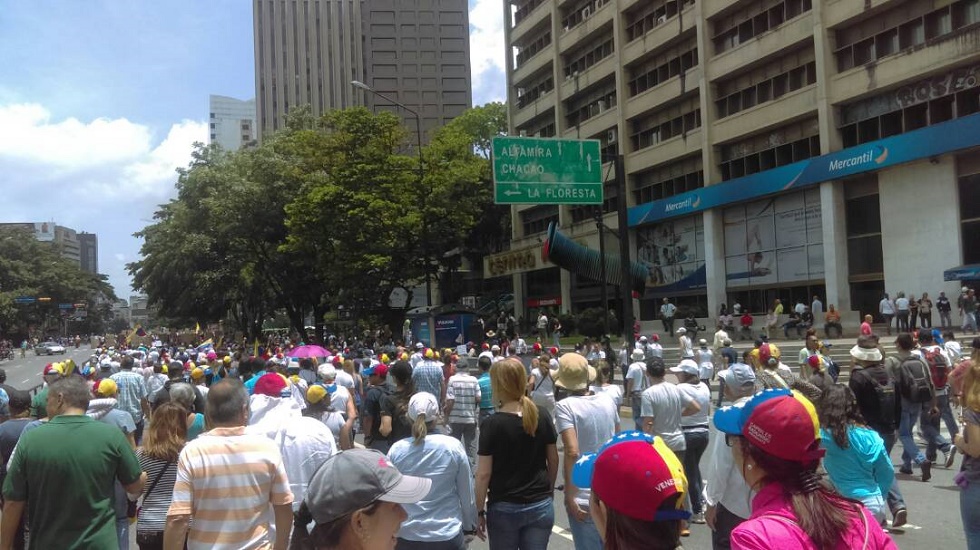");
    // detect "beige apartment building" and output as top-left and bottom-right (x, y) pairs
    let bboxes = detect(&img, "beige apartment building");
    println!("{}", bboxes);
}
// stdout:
(253, 0), (471, 145)
(497, 0), (980, 331)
